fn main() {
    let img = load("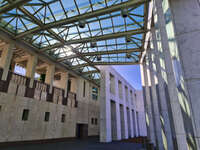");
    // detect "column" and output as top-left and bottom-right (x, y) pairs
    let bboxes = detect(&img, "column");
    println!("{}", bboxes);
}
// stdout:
(122, 83), (128, 139)
(141, 63), (156, 145)
(0, 44), (14, 80)
(60, 72), (69, 97)
(153, 0), (189, 149)
(100, 70), (111, 142)
(45, 64), (55, 93)
(26, 55), (38, 88)
(147, 50), (164, 150)
(151, 27), (174, 150)
(114, 77), (121, 140)
(169, 0), (200, 148)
